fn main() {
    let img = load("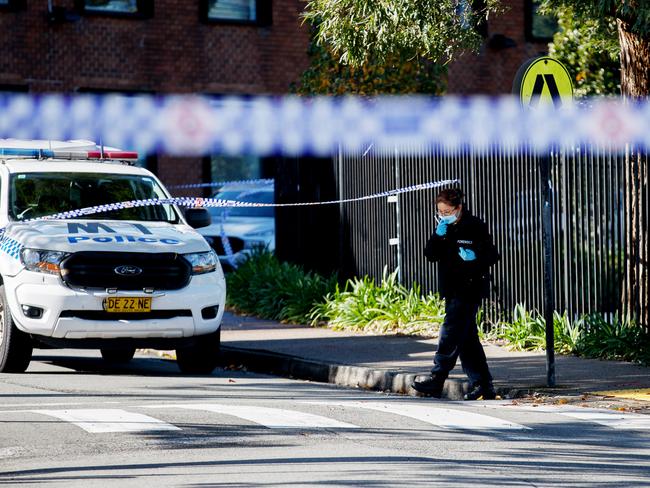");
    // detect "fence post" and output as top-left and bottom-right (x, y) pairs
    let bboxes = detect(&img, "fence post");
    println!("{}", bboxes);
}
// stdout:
(541, 154), (556, 387)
